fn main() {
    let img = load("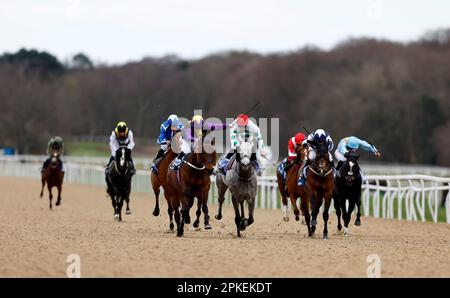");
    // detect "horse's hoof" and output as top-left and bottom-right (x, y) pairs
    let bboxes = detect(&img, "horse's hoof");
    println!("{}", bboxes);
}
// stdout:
(247, 218), (254, 226)
(114, 214), (120, 221)
(215, 214), (222, 220)
(204, 223), (212, 230)
(343, 227), (349, 236)
(323, 235), (328, 240)
(239, 221), (247, 231)
(169, 222), (175, 231)
(184, 217), (191, 224)
(295, 215), (299, 221)
(176, 230), (184, 237)
(153, 209), (160, 216)
(354, 219), (361, 226)
(126, 209), (131, 215)
(283, 216), (289, 222)
(193, 221), (200, 228)
(337, 225), (342, 231)
(301, 217), (306, 225)
(311, 219), (317, 226)
(56, 201), (61, 206)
